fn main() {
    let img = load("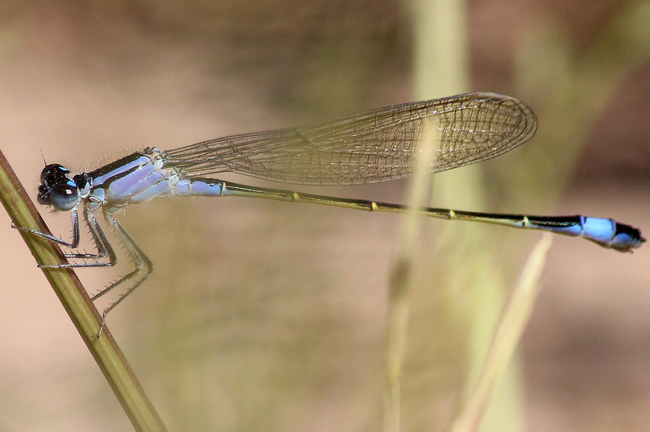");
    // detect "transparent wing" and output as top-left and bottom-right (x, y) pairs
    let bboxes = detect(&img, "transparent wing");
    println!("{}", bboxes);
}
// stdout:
(163, 92), (537, 186)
